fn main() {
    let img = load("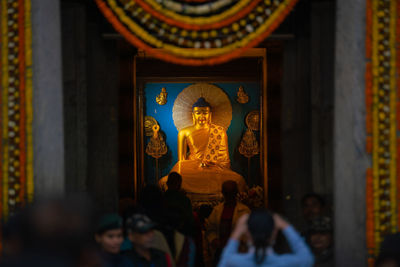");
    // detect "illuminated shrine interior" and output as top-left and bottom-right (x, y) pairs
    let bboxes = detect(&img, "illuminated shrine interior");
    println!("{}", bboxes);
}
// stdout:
(61, 0), (334, 228)
(1, 0), (391, 264)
